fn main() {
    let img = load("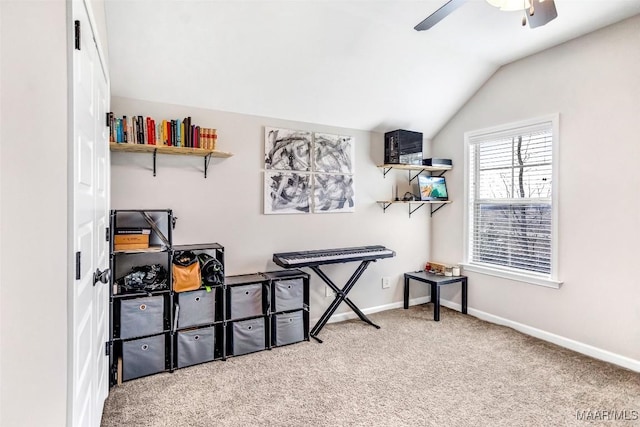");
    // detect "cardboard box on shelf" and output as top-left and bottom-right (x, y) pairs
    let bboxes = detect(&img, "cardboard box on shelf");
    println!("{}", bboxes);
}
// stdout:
(114, 228), (151, 249)
(425, 261), (449, 274)
(114, 242), (150, 251)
